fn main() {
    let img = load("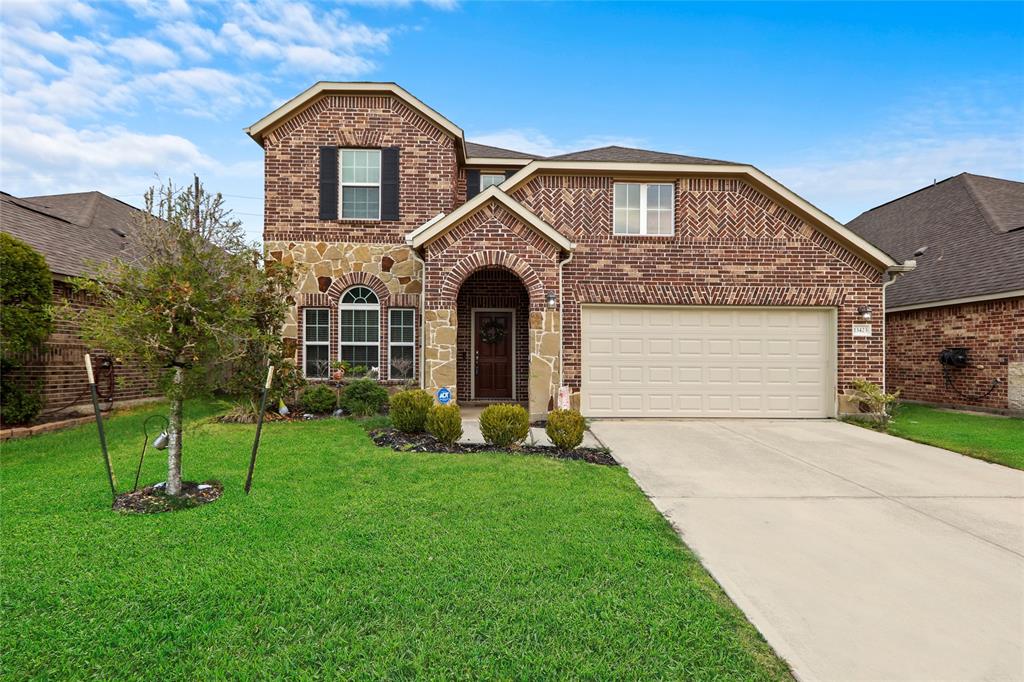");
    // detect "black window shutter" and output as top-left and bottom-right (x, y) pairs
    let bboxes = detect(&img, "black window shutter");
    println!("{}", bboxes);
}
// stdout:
(466, 170), (481, 200)
(505, 169), (517, 180)
(318, 146), (338, 220)
(380, 147), (400, 221)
